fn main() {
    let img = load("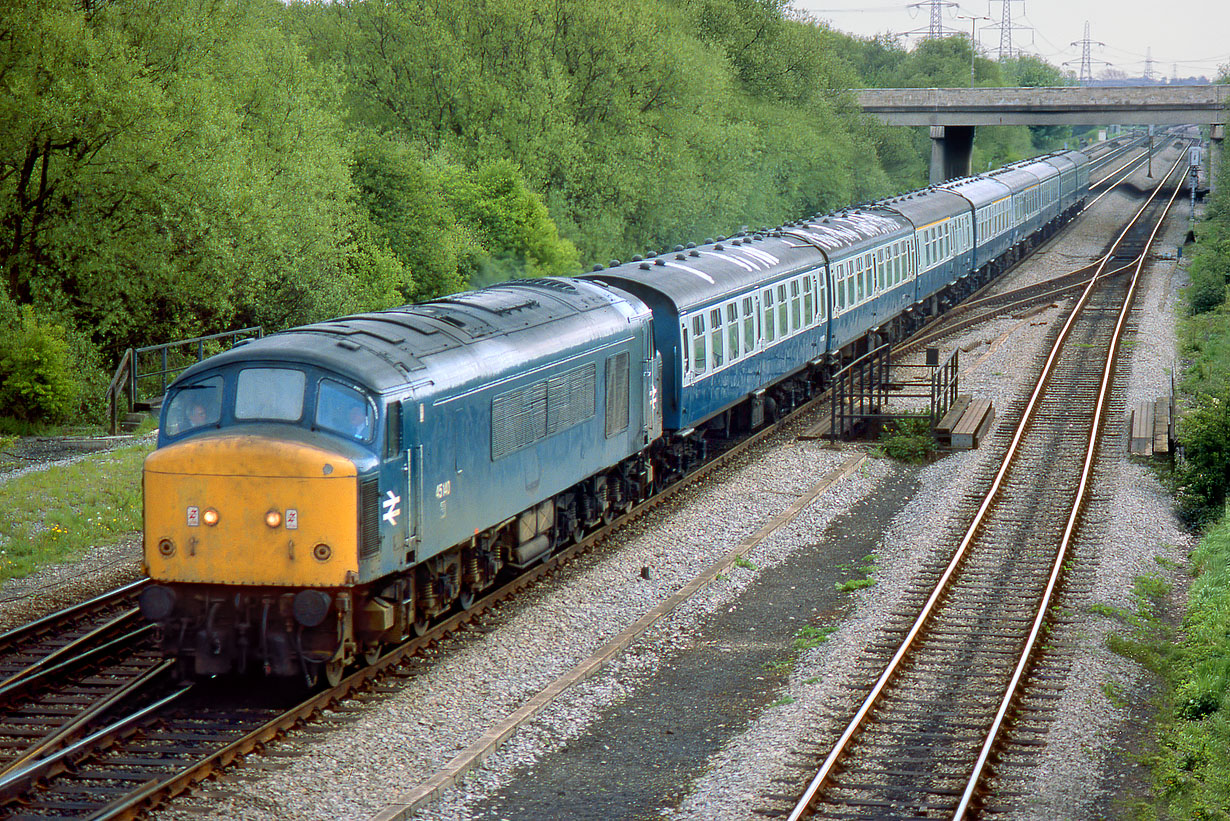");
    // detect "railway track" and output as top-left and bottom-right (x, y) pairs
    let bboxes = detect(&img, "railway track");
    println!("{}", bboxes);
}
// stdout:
(0, 580), (177, 783)
(897, 139), (1170, 357)
(777, 146), (1189, 821)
